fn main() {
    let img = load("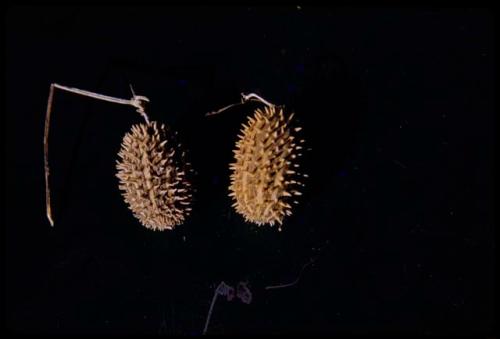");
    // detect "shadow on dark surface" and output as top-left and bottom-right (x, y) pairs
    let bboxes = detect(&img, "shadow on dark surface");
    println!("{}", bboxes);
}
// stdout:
(5, 6), (494, 335)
